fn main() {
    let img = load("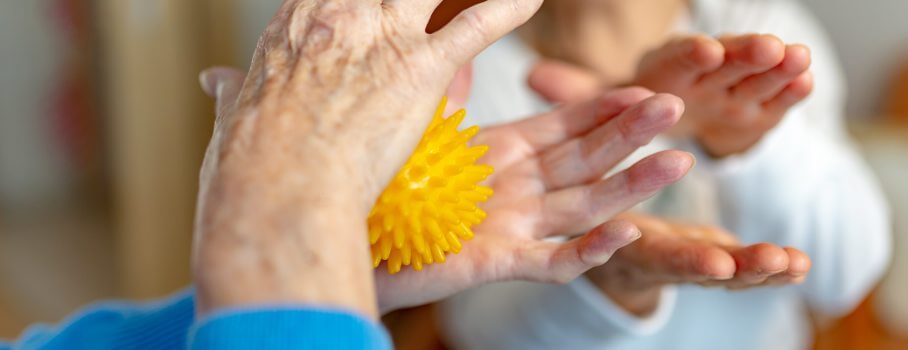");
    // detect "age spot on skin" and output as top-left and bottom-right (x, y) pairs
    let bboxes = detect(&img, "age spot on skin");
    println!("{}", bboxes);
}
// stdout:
(299, 20), (336, 55)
